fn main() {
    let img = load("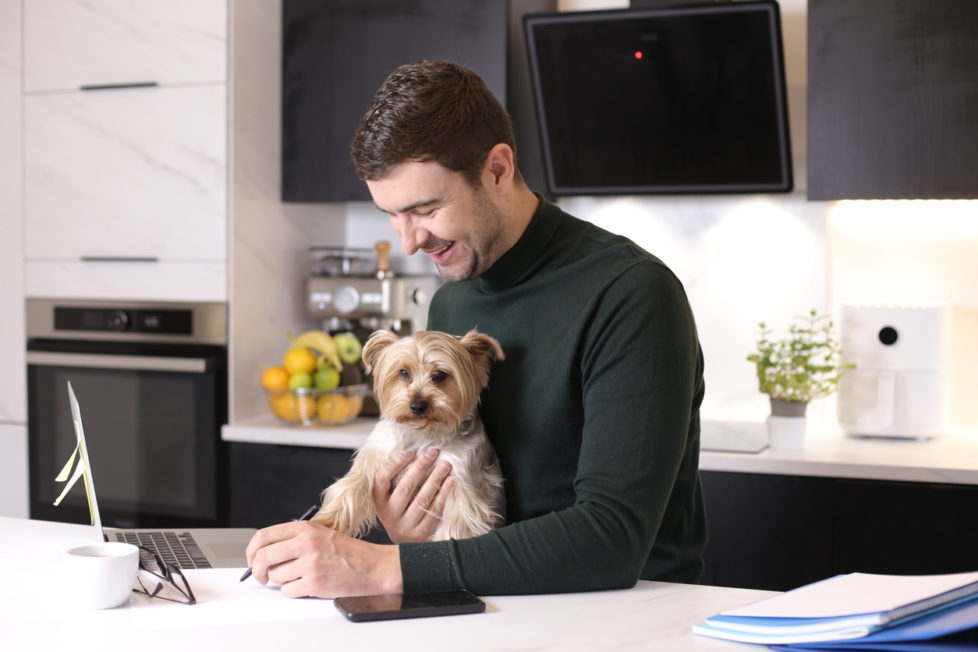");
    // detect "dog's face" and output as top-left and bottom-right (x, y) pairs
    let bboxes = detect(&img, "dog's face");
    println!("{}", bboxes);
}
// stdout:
(362, 329), (504, 430)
